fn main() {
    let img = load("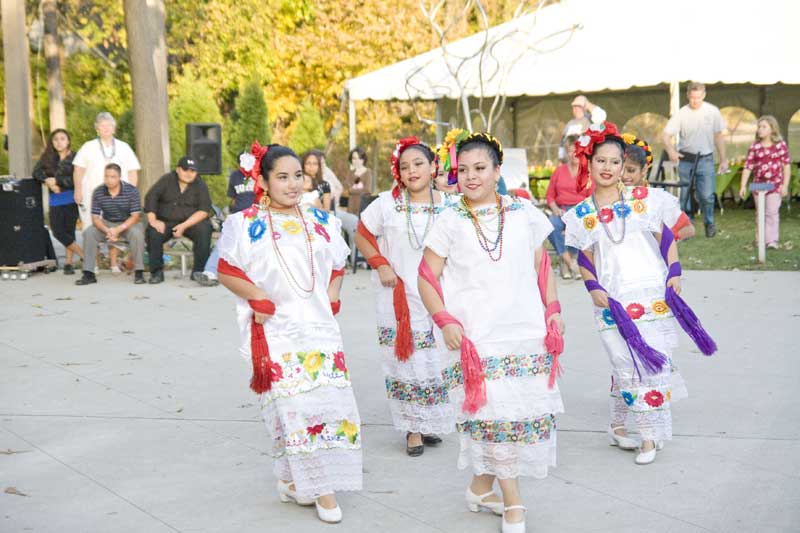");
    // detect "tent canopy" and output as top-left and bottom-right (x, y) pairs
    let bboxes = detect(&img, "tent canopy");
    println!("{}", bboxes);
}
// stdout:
(345, 0), (800, 102)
